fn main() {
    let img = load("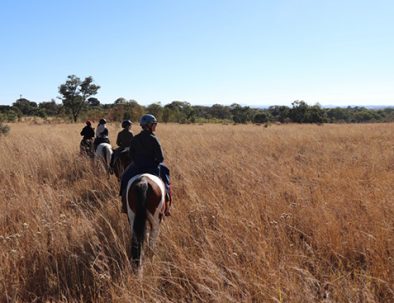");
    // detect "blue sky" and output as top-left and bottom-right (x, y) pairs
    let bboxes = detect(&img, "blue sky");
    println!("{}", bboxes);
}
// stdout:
(1, 0), (393, 107)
